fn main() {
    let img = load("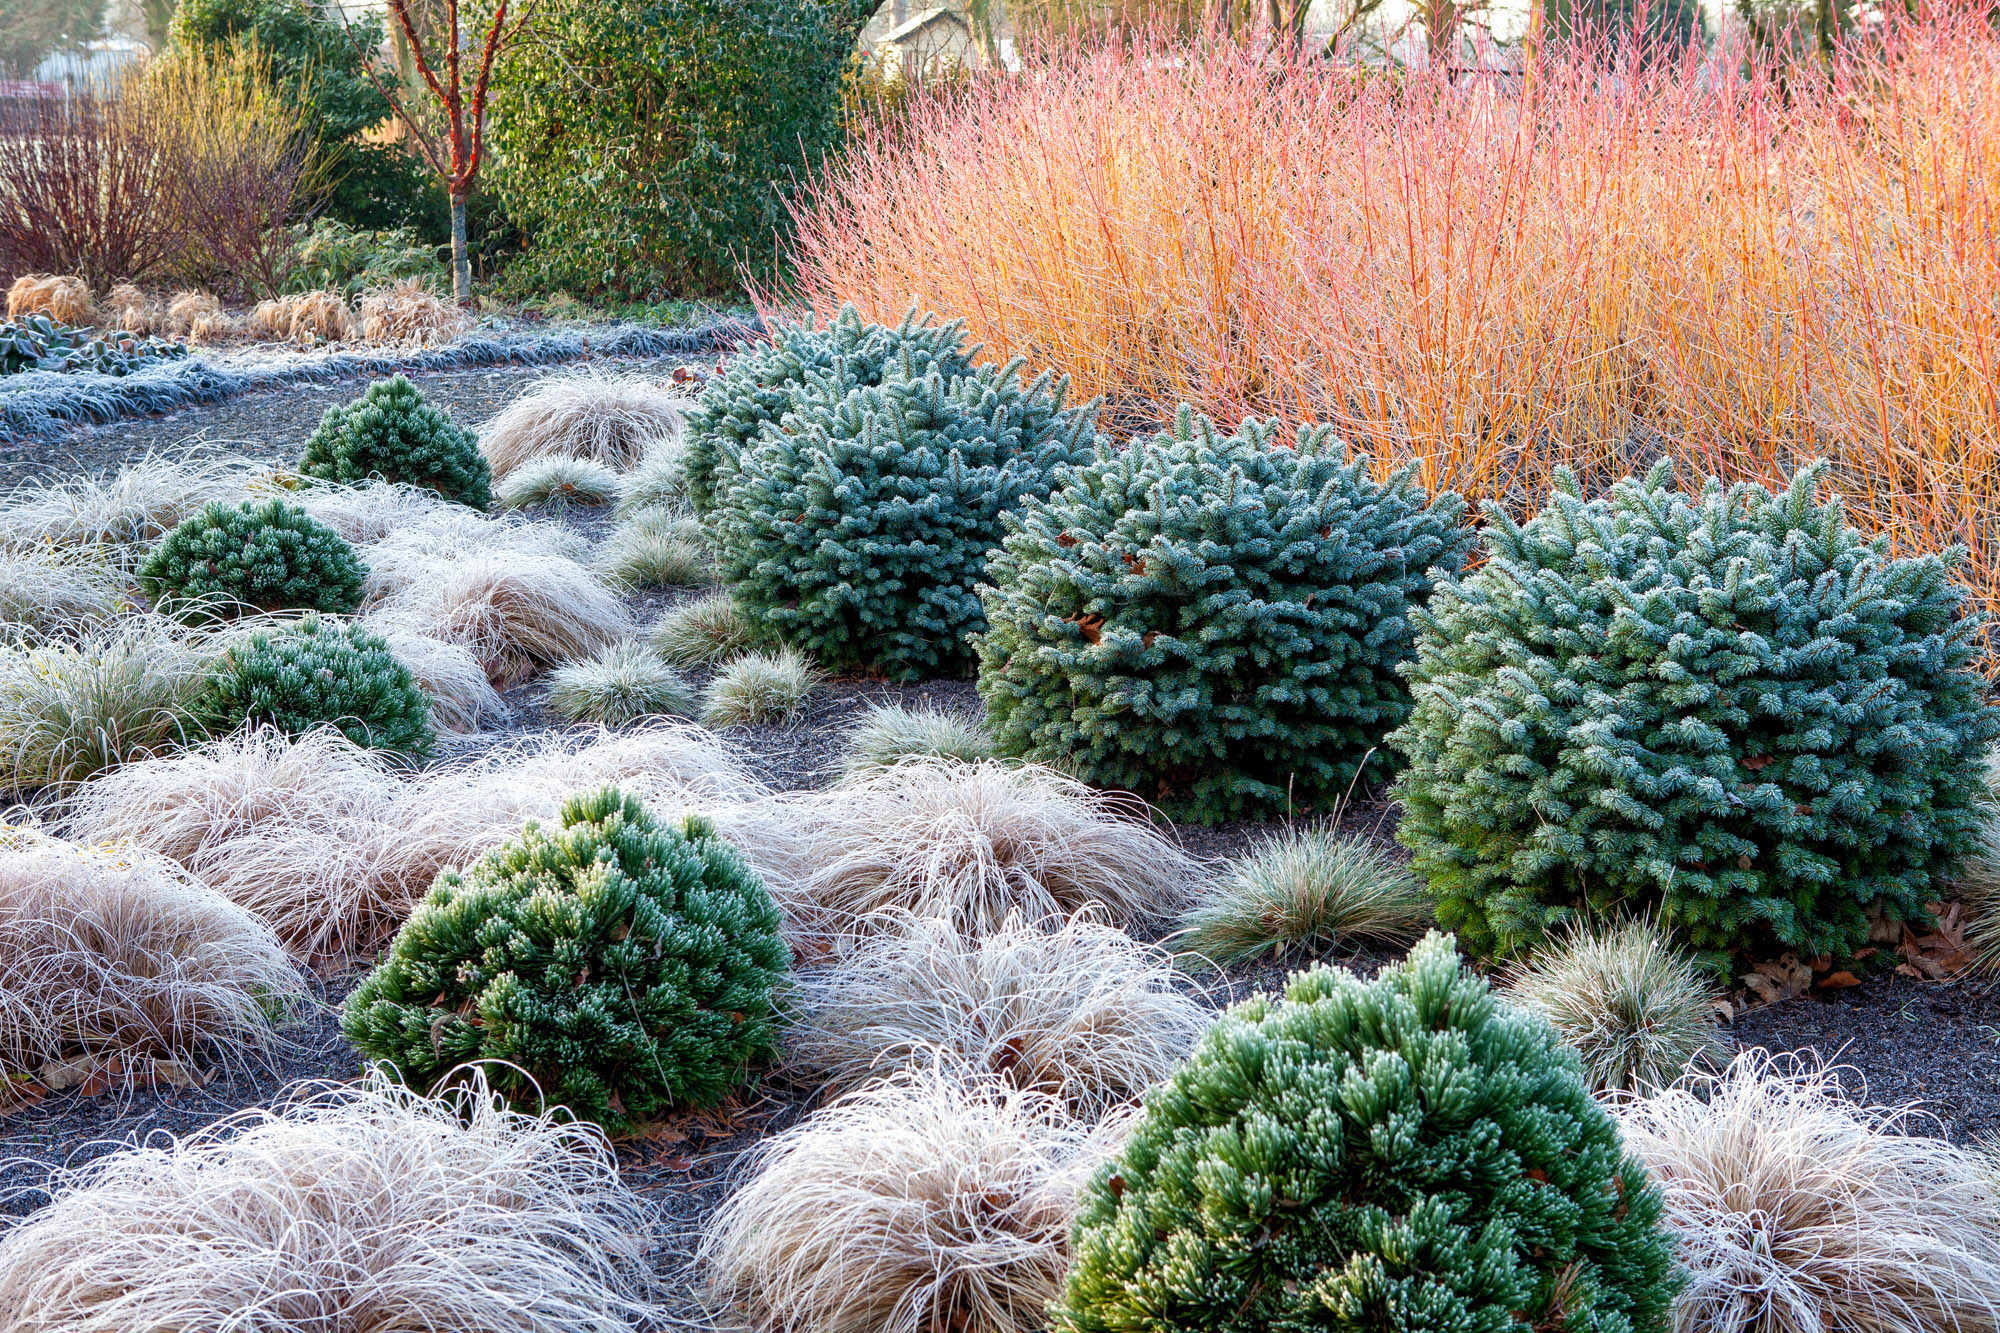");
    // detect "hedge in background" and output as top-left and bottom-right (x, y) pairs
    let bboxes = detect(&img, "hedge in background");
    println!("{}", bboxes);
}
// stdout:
(685, 304), (979, 516)
(300, 374), (491, 509)
(1391, 461), (1998, 965)
(343, 788), (788, 1130)
(978, 406), (1470, 822)
(198, 615), (435, 759)
(714, 362), (1097, 680)
(489, 0), (871, 300)
(1053, 932), (1678, 1333)
(138, 498), (365, 623)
